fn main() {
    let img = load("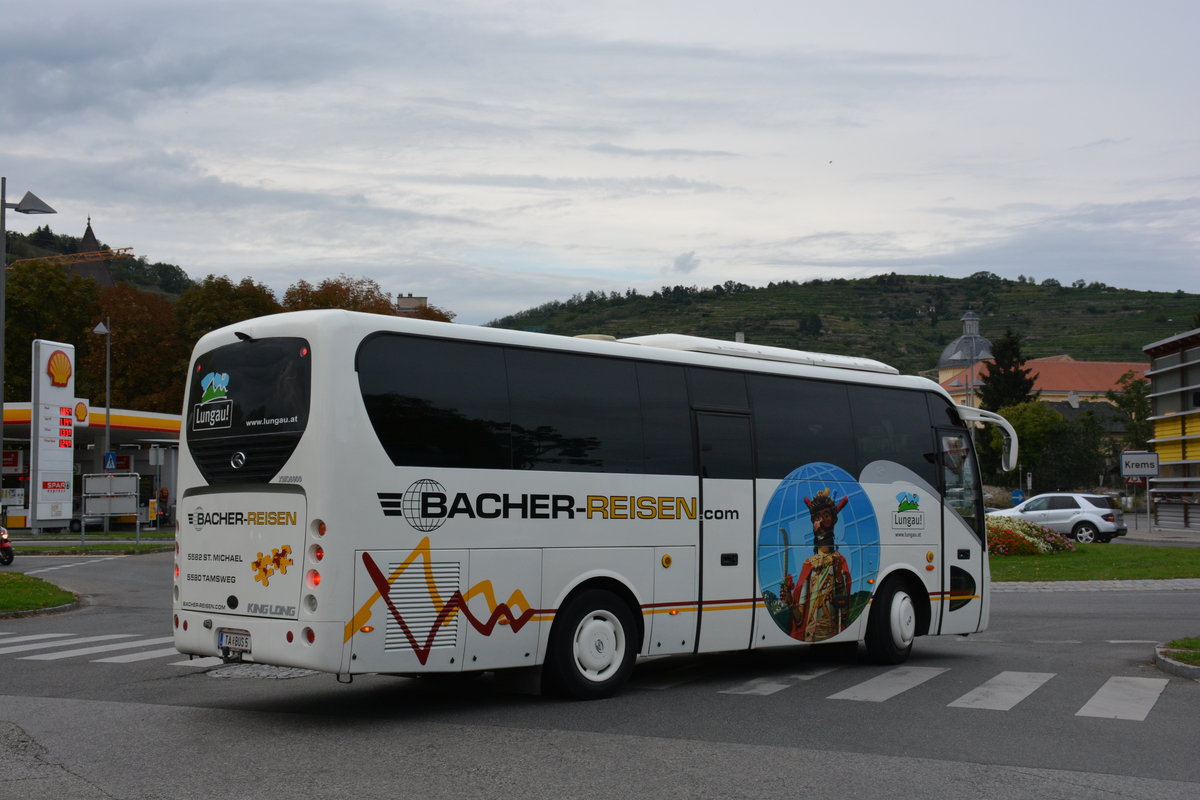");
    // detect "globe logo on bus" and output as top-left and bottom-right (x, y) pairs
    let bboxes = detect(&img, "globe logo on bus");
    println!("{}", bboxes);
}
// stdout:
(402, 479), (447, 532)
